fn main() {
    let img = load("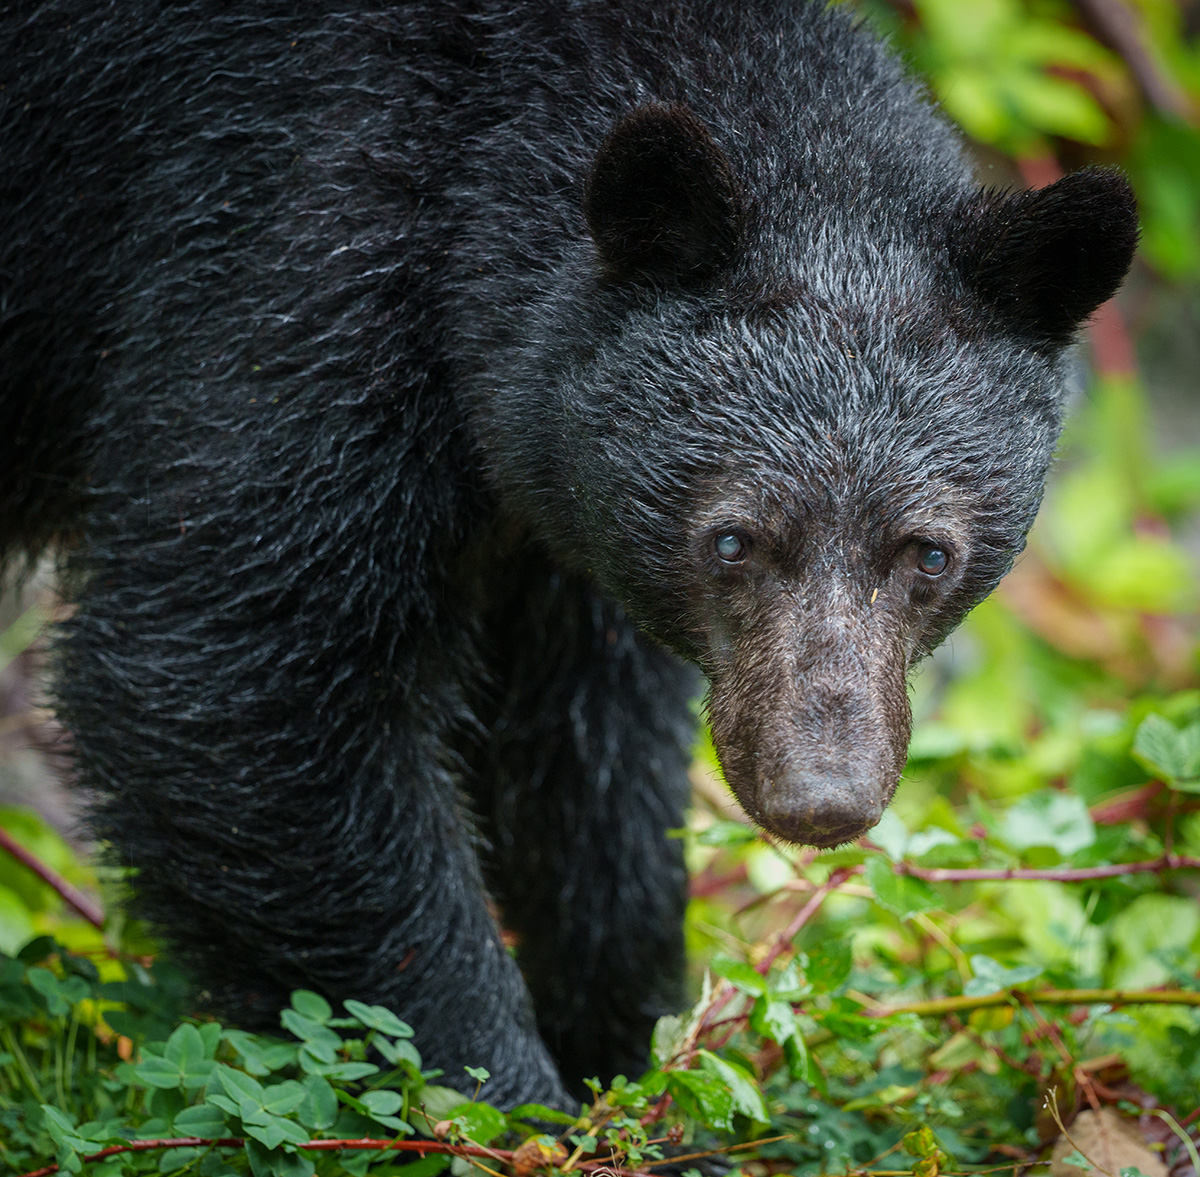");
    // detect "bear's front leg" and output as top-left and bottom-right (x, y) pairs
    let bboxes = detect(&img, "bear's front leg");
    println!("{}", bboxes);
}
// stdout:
(468, 555), (701, 1096)
(58, 524), (572, 1111)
